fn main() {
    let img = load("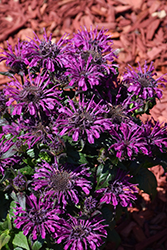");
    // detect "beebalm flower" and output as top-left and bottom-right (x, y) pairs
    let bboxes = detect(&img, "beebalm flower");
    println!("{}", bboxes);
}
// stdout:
(109, 121), (148, 160)
(54, 95), (112, 144)
(122, 61), (167, 100)
(96, 170), (138, 208)
(0, 40), (27, 75)
(4, 72), (61, 116)
(13, 172), (27, 191)
(65, 54), (104, 91)
(24, 30), (68, 71)
(32, 161), (91, 208)
(142, 119), (167, 154)
(71, 26), (117, 74)
(56, 215), (107, 250)
(14, 193), (62, 240)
